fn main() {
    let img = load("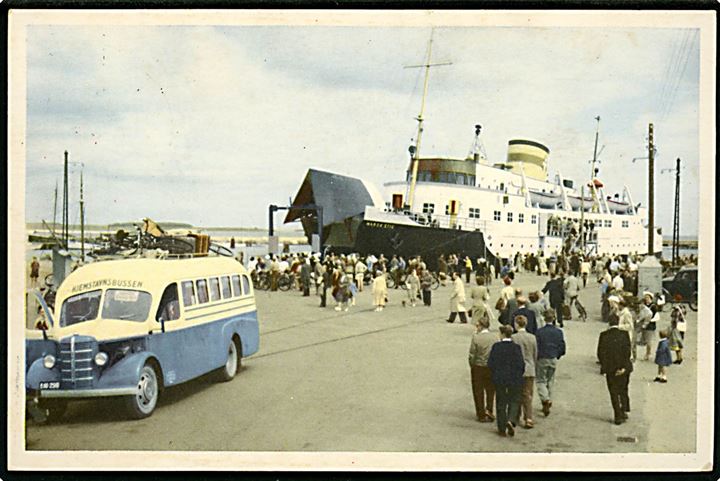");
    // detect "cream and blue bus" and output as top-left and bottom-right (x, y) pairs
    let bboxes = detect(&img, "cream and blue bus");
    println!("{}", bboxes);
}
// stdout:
(26, 257), (259, 421)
